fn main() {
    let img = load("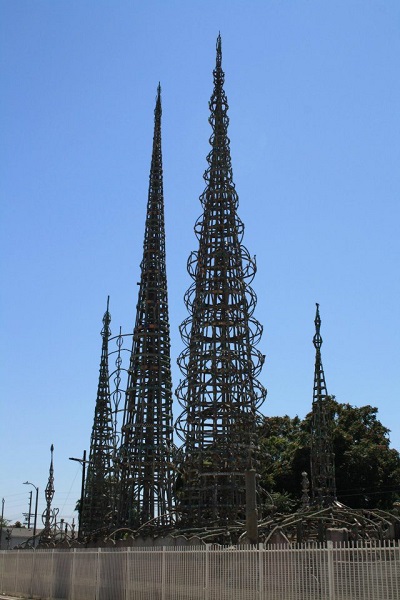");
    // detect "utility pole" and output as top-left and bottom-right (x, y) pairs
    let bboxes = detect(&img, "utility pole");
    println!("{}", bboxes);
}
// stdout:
(23, 490), (33, 529)
(69, 450), (87, 541)
(0, 498), (4, 548)
(23, 482), (39, 543)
